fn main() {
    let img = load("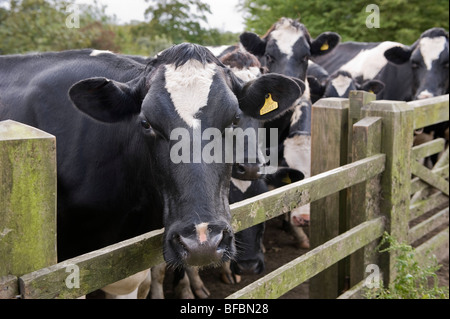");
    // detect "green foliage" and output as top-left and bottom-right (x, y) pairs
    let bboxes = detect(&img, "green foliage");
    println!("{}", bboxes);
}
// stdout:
(365, 232), (449, 299)
(0, 0), (240, 55)
(238, 0), (449, 44)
